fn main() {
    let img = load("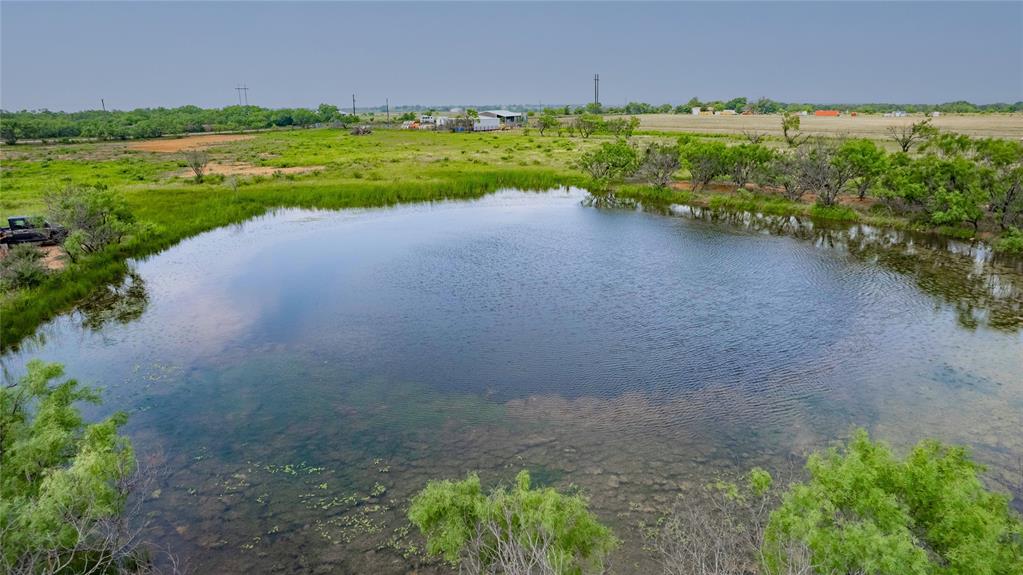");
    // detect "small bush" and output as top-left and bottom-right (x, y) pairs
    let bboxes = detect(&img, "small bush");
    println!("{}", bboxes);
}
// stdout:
(409, 470), (617, 575)
(809, 203), (859, 222)
(44, 185), (136, 261)
(0, 244), (48, 289)
(636, 142), (681, 188)
(995, 227), (1023, 254)
(577, 140), (638, 189)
